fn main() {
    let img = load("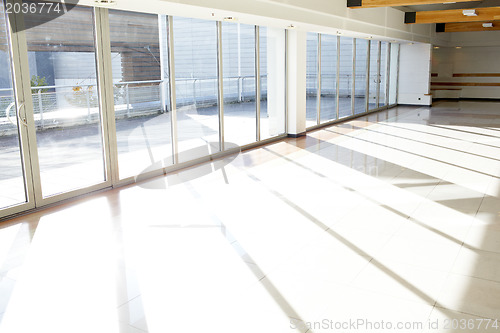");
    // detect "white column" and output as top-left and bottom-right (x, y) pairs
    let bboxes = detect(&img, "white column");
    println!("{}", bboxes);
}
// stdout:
(398, 43), (432, 105)
(286, 30), (307, 136)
